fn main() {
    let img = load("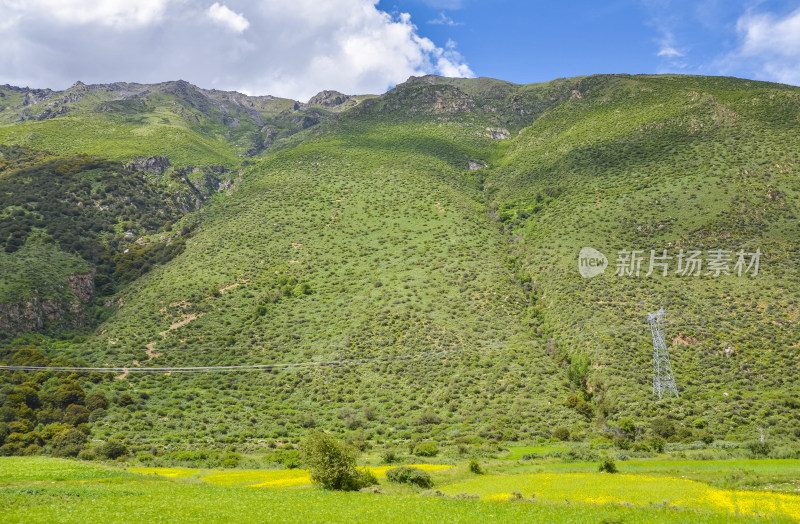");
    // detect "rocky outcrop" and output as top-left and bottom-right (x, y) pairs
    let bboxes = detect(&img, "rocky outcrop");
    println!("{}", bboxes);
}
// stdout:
(290, 114), (321, 129)
(307, 90), (351, 107)
(125, 156), (171, 174)
(0, 270), (94, 335)
(261, 126), (276, 148)
(482, 127), (510, 139)
(174, 166), (232, 210)
(68, 271), (95, 304)
(34, 106), (70, 120)
(385, 84), (475, 115)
